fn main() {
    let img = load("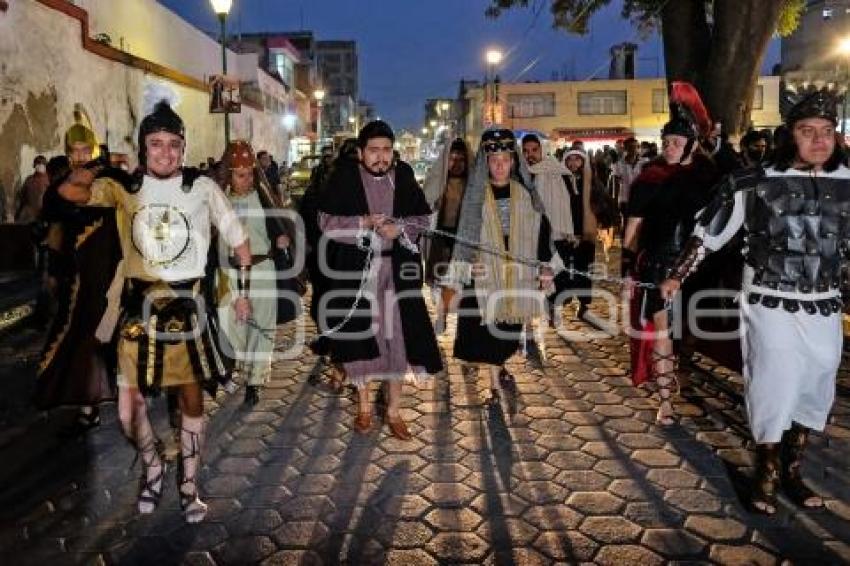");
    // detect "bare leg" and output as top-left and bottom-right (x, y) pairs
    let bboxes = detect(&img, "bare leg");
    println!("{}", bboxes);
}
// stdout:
(178, 383), (207, 522)
(357, 384), (371, 416)
(435, 286), (456, 333)
(652, 310), (678, 426)
(384, 380), (403, 420)
(353, 384), (373, 434)
(118, 386), (164, 514)
(384, 379), (411, 440)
